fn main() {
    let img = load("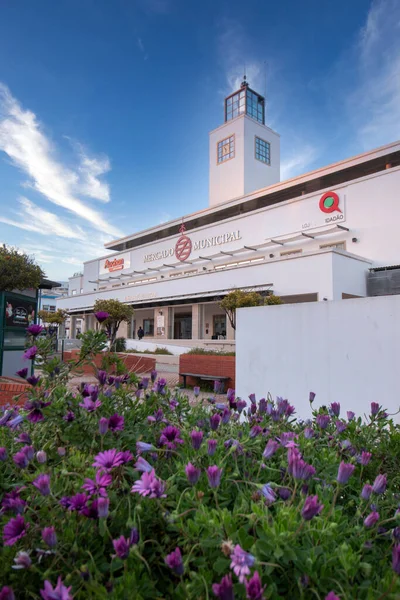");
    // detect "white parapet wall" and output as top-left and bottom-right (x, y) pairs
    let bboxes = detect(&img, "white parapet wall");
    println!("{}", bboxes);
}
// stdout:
(236, 296), (400, 422)
(125, 339), (191, 356)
